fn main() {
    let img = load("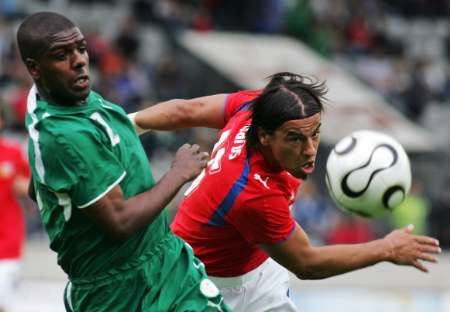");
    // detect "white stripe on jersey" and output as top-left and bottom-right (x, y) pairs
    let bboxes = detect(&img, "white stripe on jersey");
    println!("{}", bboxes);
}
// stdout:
(56, 192), (73, 221)
(26, 85), (47, 184)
